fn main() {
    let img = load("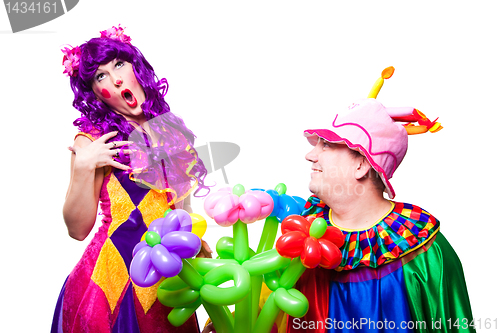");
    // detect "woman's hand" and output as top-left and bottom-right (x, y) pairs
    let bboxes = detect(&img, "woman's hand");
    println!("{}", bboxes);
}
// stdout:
(63, 131), (132, 241)
(68, 131), (132, 171)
